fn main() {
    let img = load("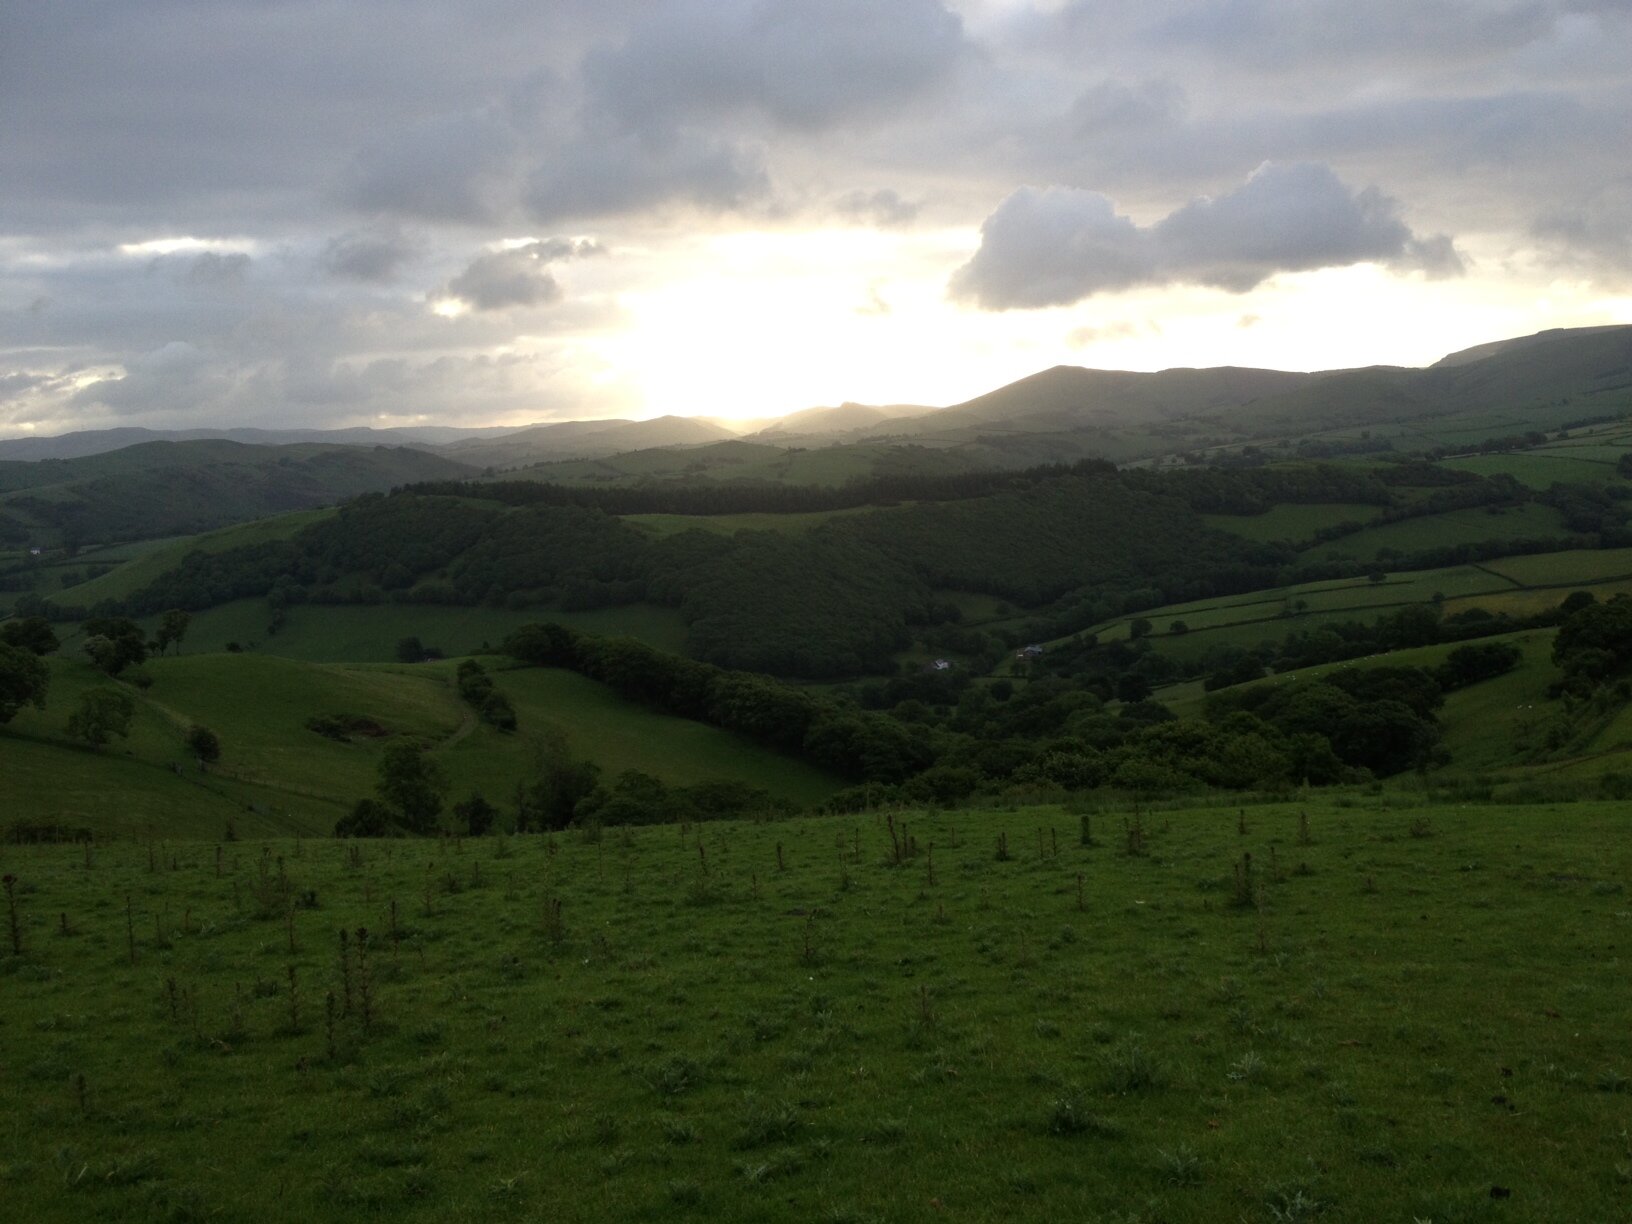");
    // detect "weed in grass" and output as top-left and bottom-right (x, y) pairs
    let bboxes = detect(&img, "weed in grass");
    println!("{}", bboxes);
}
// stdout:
(1409, 816), (1435, 839)
(646, 1055), (703, 1098)
(1227, 1051), (1266, 1084)
(3, 874), (20, 956)
(995, 831), (1010, 862)
(734, 1098), (799, 1149)
(1124, 815), (1146, 856)
(1298, 810), (1312, 846)
(1079, 814), (1095, 847)
(684, 869), (715, 907)
(667, 1178), (702, 1205)
(1101, 1038), (1166, 1094)
(541, 896), (566, 946)
(338, 928), (353, 1014)
(1232, 853), (1256, 908)
(1264, 1184), (1326, 1220)
(1045, 1090), (1122, 1138)
(1157, 1143), (1204, 1186)
(660, 1116), (697, 1145)
(355, 928), (373, 1033)
(1594, 1068), (1630, 1094)
(285, 964), (302, 1035)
